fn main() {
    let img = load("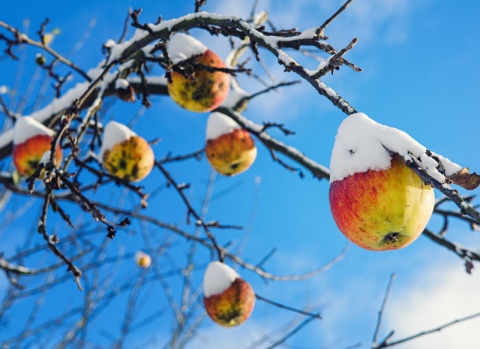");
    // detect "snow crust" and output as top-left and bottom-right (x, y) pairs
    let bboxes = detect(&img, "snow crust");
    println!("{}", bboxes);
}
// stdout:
(169, 33), (207, 64)
(115, 78), (130, 89)
(330, 113), (462, 183)
(206, 112), (241, 140)
(203, 261), (239, 298)
(99, 121), (137, 161)
(13, 117), (55, 145)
